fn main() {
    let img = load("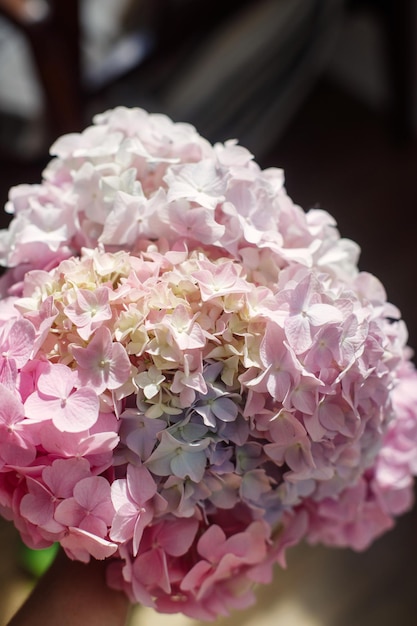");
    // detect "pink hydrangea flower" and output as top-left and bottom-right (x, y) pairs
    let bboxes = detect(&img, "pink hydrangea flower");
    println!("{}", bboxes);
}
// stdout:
(71, 326), (132, 394)
(0, 106), (416, 619)
(64, 287), (112, 340)
(0, 318), (35, 389)
(24, 362), (100, 432)
(0, 384), (36, 467)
